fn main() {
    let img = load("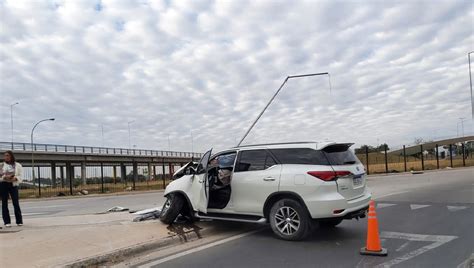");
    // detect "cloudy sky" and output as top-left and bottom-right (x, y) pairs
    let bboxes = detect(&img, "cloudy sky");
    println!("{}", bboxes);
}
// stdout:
(0, 0), (473, 153)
